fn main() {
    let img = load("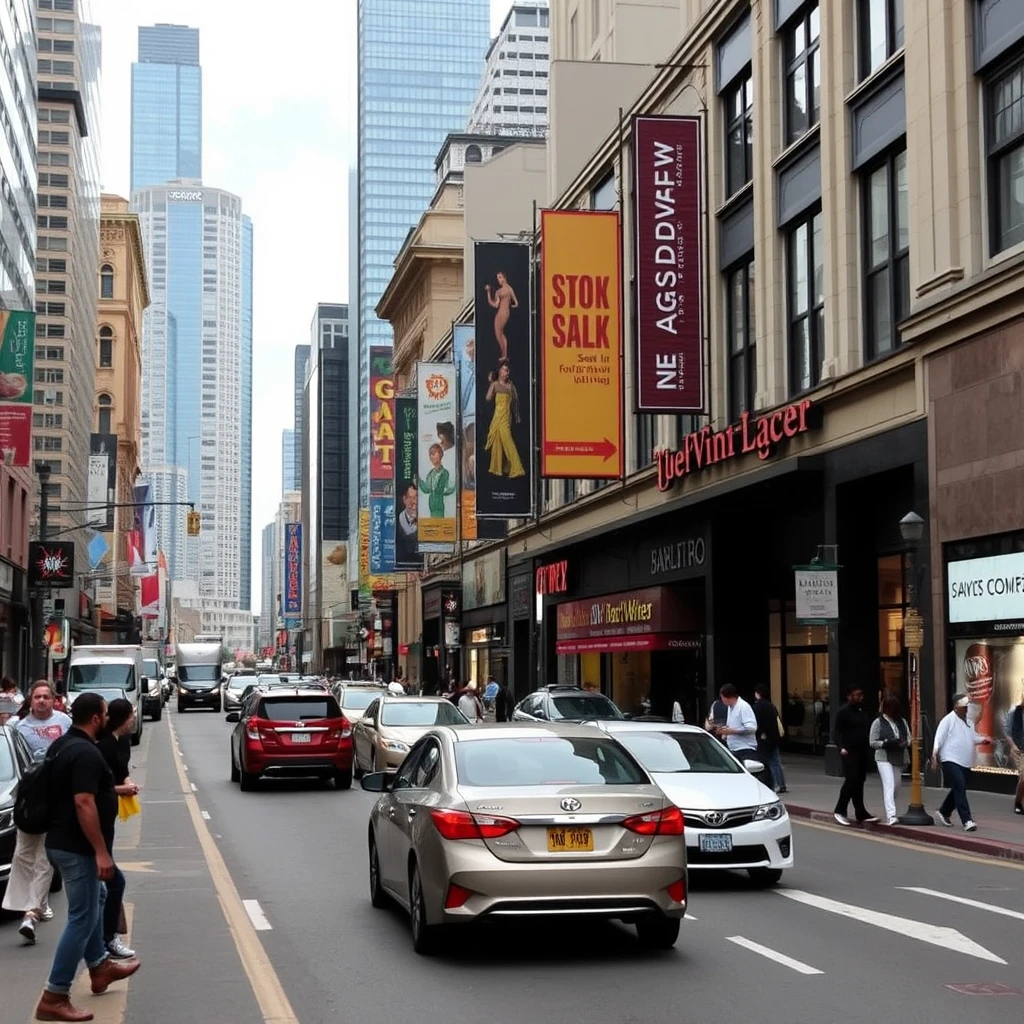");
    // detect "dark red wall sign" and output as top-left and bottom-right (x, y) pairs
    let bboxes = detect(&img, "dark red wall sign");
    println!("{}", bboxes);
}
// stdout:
(535, 559), (569, 595)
